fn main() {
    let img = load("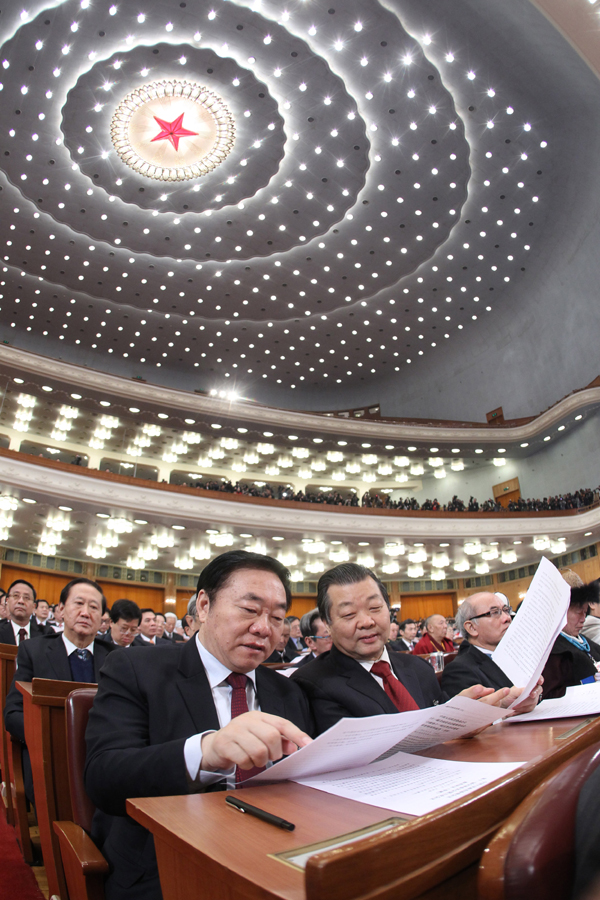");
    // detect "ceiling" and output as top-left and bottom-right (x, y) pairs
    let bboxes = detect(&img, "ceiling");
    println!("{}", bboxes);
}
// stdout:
(0, 0), (599, 417)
